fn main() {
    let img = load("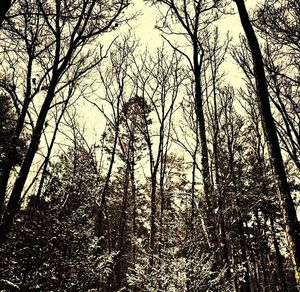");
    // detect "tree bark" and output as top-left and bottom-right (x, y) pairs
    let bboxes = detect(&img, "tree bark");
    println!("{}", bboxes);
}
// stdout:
(234, 0), (300, 286)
